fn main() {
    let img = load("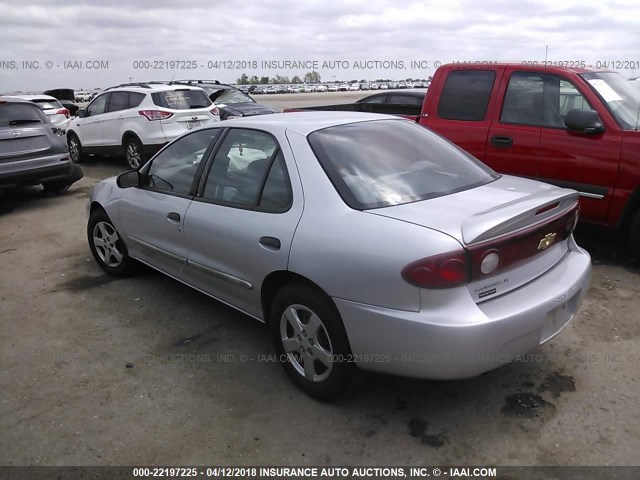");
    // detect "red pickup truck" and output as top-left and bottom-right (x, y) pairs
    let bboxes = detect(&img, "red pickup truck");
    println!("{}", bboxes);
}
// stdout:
(287, 64), (640, 254)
